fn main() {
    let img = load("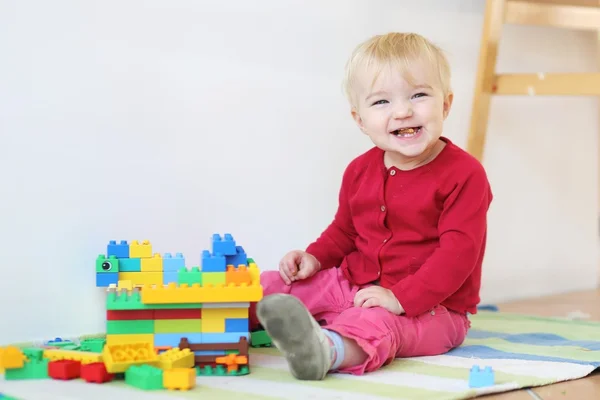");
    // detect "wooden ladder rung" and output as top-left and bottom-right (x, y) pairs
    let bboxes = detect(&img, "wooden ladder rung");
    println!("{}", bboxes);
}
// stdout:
(506, 0), (600, 30)
(493, 72), (600, 95)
